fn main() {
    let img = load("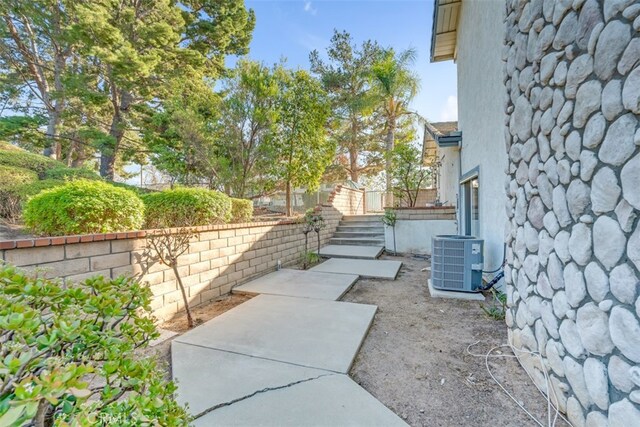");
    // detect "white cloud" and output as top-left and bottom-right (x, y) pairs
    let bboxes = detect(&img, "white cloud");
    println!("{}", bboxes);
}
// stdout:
(303, 1), (317, 15)
(439, 95), (458, 121)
